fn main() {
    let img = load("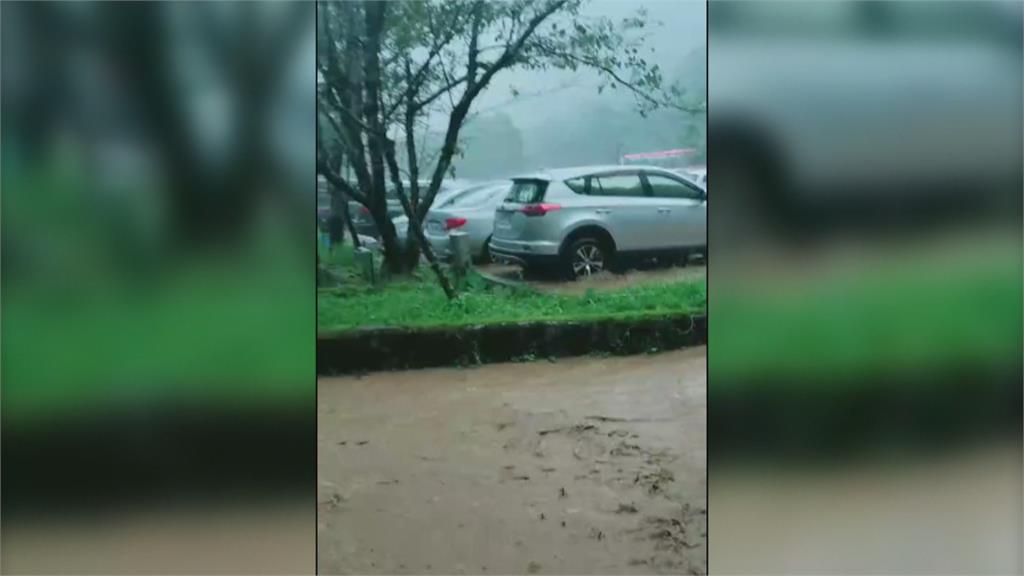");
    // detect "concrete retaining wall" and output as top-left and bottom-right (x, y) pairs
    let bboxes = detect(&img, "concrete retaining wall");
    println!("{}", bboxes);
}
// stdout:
(317, 313), (707, 375)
